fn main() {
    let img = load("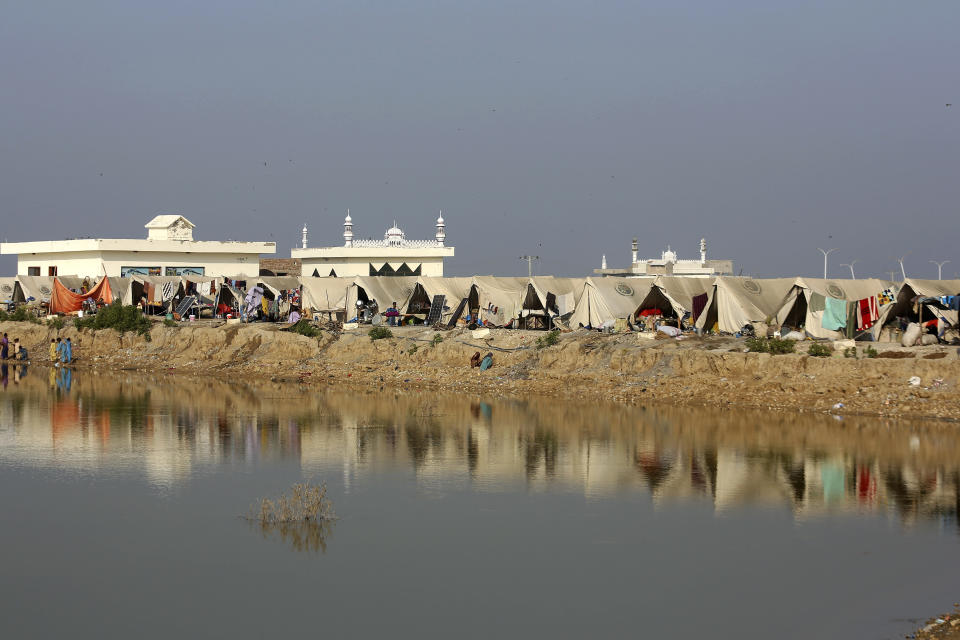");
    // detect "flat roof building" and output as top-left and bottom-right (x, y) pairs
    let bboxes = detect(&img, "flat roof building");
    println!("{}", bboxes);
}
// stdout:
(292, 211), (454, 277)
(0, 215), (275, 278)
